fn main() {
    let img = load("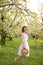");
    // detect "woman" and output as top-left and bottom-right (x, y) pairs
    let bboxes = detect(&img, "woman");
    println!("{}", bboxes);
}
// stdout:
(15, 26), (30, 64)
